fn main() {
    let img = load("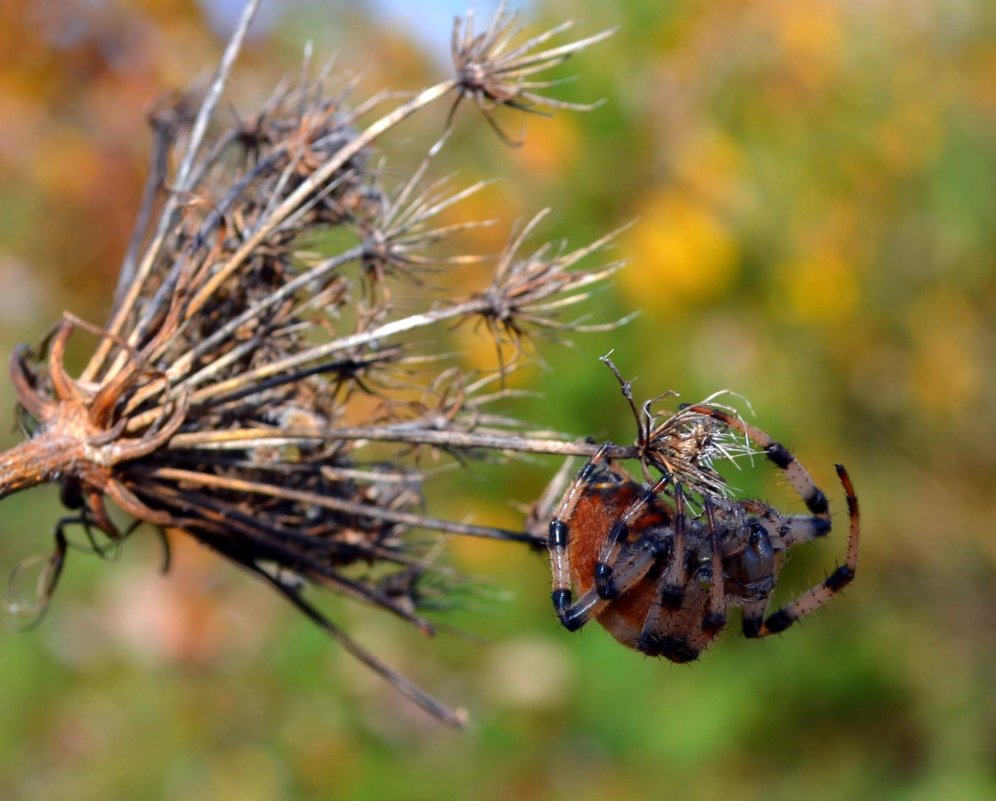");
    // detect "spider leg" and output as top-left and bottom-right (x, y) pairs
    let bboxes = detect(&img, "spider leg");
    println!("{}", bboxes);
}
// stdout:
(593, 474), (668, 599)
(559, 531), (668, 632)
(772, 515), (833, 548)
(550, 444), (662, 631)
(635, 483), (686, 655)
(527, 455), (575, 541)
(637, 492), (726, 662)
(743, 465), (860, 638)
(638, 482), (688, 637)
(548, 444), (610, 623)
(740, 499), (831, 548)
(682, 405), (831, 520)
(658, 482), (688, 609)
(555, 586), (607, 632)
(699, 498), (728, 637)
(596, 532), (669, 601)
